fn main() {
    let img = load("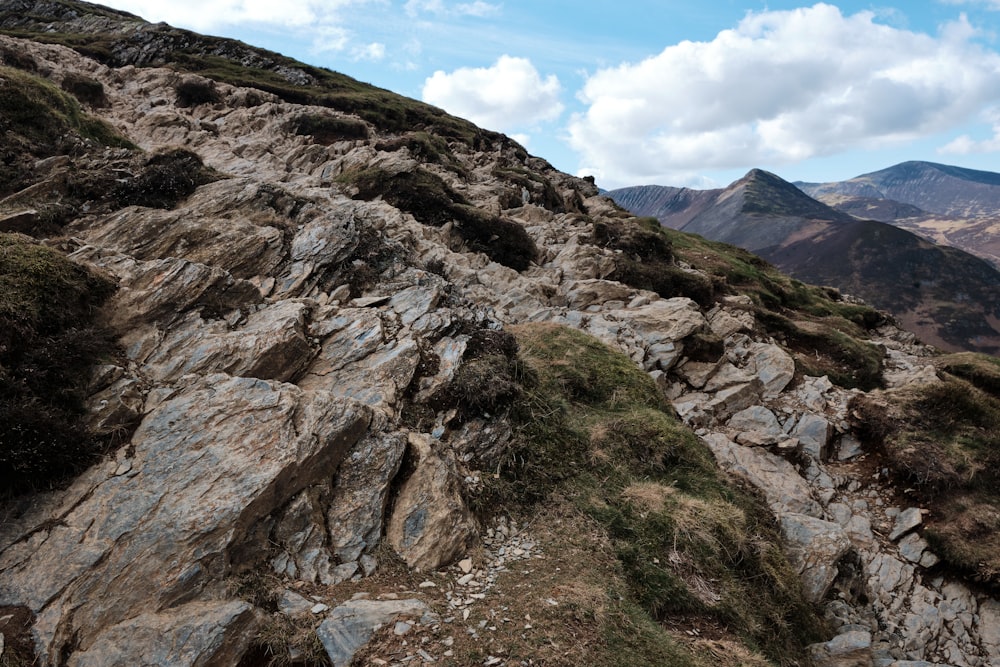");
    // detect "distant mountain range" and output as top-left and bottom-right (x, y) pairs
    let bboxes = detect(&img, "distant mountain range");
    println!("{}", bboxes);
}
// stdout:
(795, 161), (1000, 269)
(609, 165), (1000, 354)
